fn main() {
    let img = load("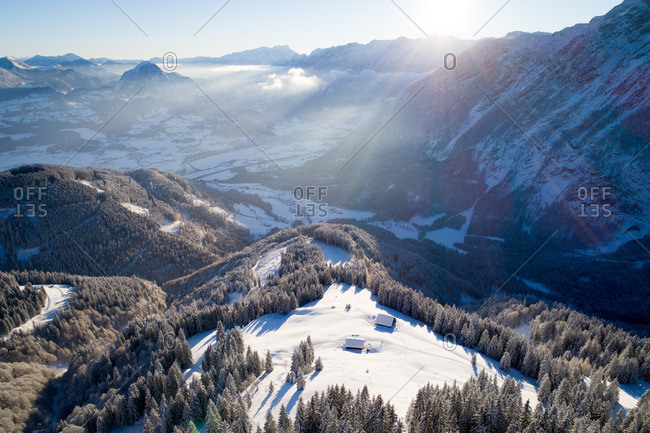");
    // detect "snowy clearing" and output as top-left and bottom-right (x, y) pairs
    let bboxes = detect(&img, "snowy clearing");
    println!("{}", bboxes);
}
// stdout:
(518, 277), (551, 294)
(17, 247), (40, 261)
(159, 220), (182, 234)
(310, 240), (351, 266)
(369, 220), (420, 240)
(76, 179), (105, 193)
(120, 203), (149, 216)
(191, 194), (242, 226)
(228, 292), (243, 305)
(241, 283), (539, 425)
(253, 247), (287, 284)
(5, 284), (74, 337)
(424, 207), (475, 253)
(182, 283), (646, 427)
